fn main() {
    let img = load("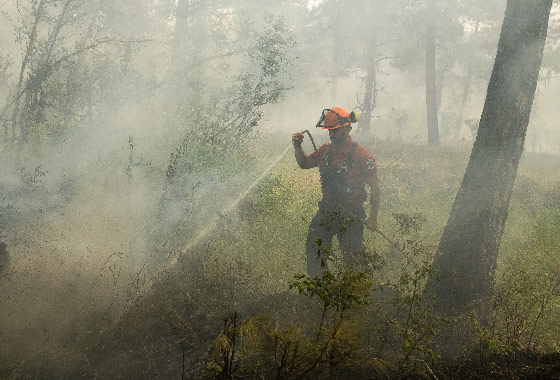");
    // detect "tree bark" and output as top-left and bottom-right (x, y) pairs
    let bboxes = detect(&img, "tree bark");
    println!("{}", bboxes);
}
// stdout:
(427, 0), (553, 316)
(425, 0), (439, 145)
